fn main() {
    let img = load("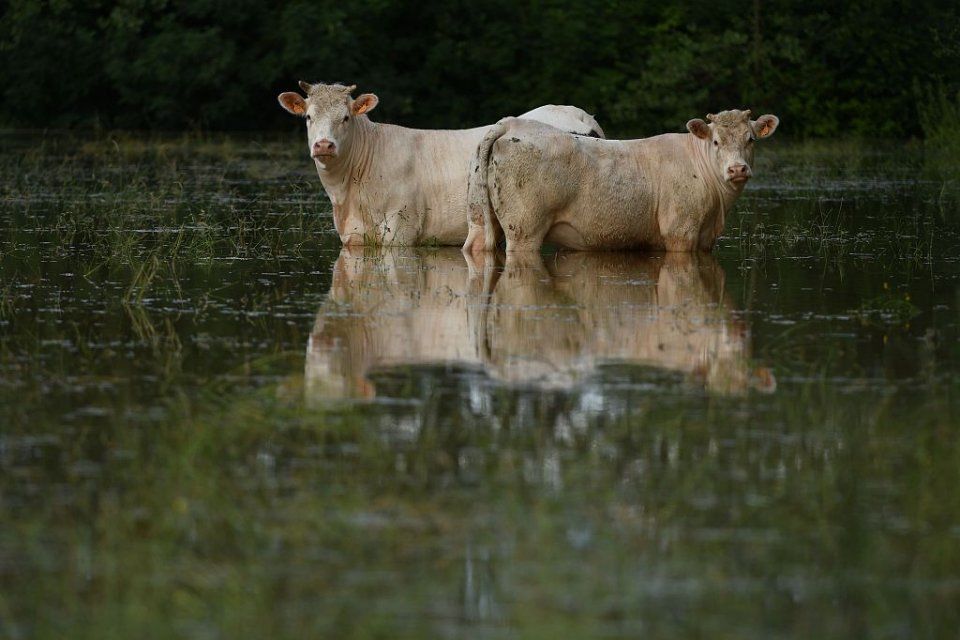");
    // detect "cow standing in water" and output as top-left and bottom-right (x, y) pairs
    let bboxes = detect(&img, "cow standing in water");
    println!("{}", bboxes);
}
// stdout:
(463, 109), (778, 256)
(278, 82), (604, 247)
